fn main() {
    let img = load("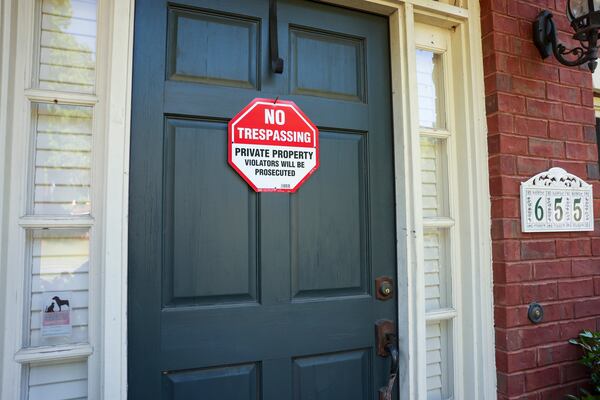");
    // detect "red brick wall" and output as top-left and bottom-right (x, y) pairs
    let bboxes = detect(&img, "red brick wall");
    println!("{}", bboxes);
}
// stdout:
(480, 0), (600, 398)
